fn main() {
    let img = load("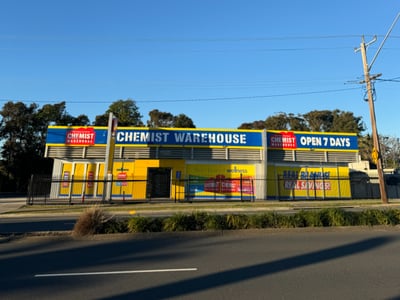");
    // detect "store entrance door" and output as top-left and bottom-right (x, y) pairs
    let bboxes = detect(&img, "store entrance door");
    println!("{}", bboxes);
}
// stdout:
(147, 168), (171, 198)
